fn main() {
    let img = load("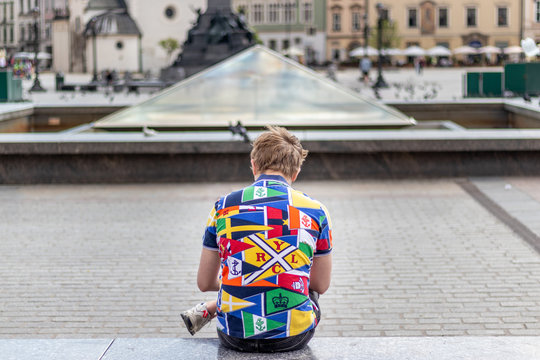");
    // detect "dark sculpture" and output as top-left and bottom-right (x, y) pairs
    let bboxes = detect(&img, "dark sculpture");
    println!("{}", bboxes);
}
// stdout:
(163, 0), (255, 80)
